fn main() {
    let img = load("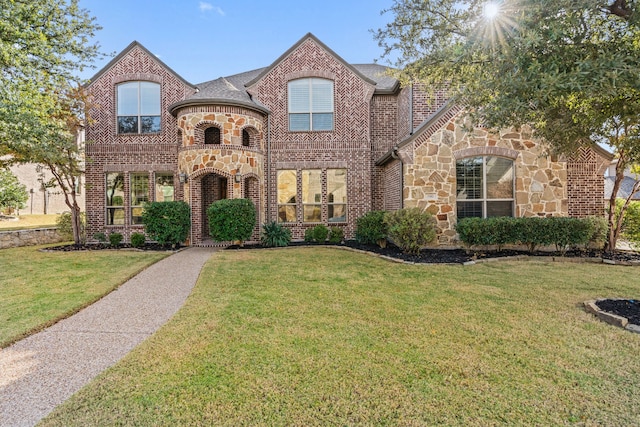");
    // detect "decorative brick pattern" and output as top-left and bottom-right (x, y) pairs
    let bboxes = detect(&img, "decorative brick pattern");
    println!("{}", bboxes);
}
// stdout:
(567, 147), (610, 217)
